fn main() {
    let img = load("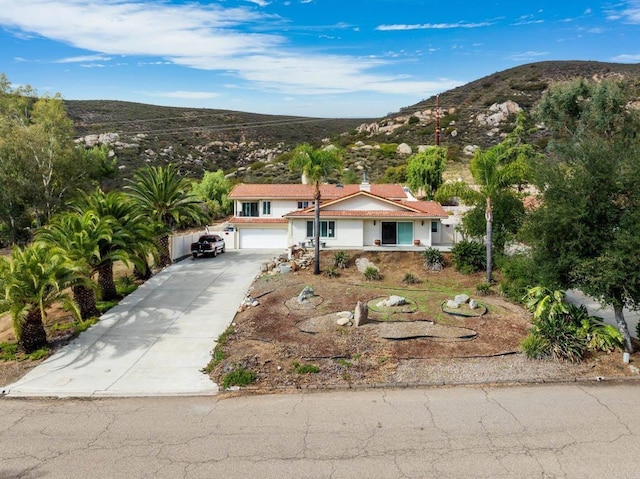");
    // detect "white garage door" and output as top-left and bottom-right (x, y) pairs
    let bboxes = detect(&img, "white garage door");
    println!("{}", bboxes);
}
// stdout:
(239, 228), (287, 249)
